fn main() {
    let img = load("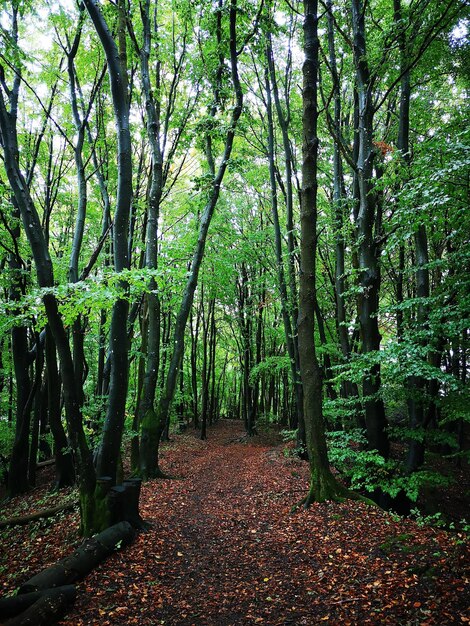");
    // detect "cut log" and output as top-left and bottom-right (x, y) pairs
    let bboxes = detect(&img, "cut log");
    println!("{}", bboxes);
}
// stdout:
(0, 502), (77, 529)
(4, 587), (75, 625)
(0, 586), (76, 620)
(108, 485), (126, 526)
(122, 478), (149, 529)
(108, 479), (150, 530)
(18, 521), (134, 593)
